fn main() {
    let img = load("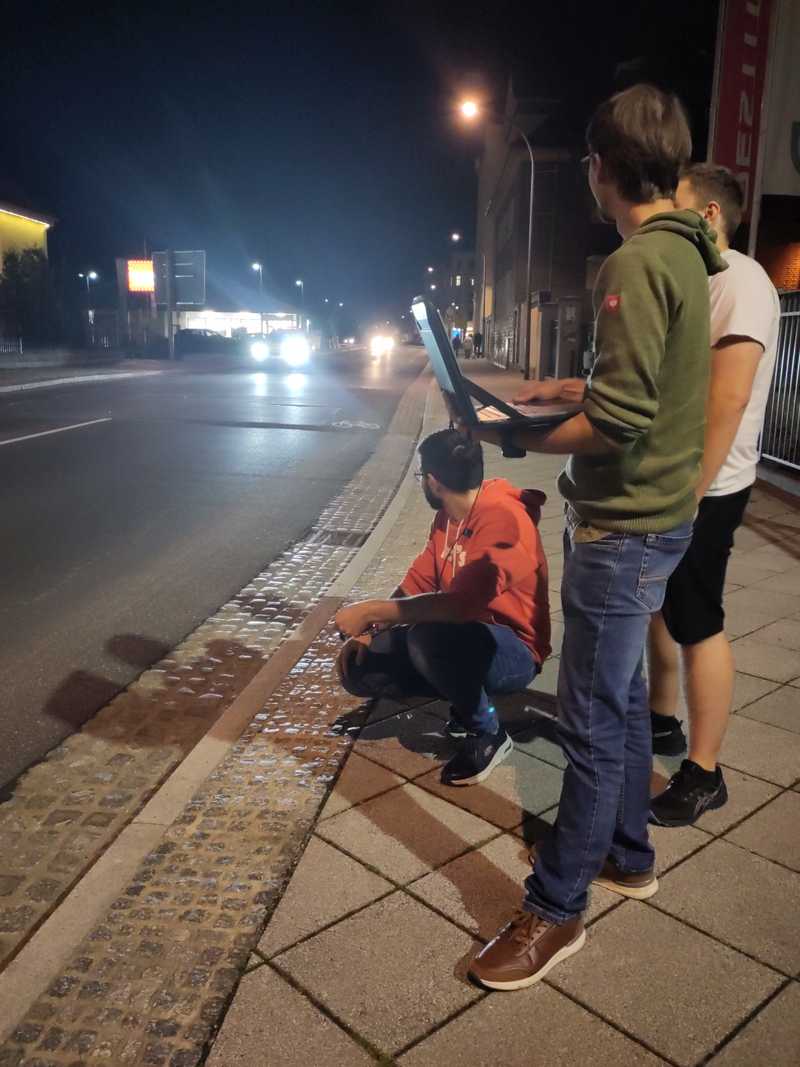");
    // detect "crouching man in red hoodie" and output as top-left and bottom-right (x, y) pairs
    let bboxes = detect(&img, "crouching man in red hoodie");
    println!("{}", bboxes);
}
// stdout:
(335, 429), (551, 787)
